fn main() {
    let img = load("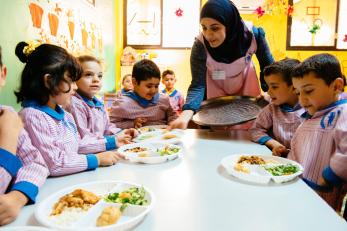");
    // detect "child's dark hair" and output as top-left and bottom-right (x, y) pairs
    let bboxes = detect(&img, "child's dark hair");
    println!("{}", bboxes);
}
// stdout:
(291, 53), (342, 85)
(122, 74), (132, 84)
(132, 59), (160, 83)
(263, 58), (300, 86)
(14, 42), (82, 105)
(77, 55), (101, 65)
(162, 69), (175, 78)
